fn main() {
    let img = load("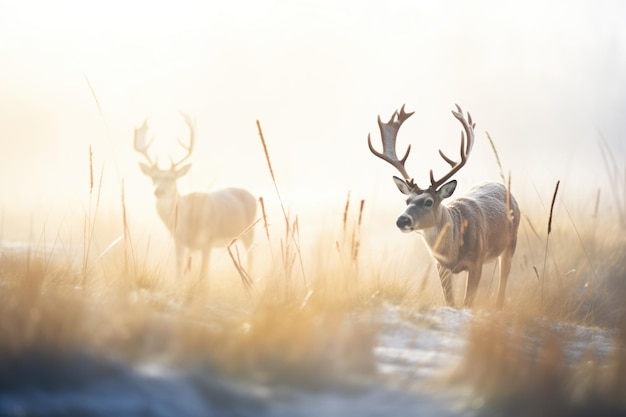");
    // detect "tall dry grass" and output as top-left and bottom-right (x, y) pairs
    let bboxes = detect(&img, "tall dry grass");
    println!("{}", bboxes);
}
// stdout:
(0, 120), (402, 393)
(1, 111), (625, 417)
(0, 215), (382, 390)
(598, 133), (626, 229)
